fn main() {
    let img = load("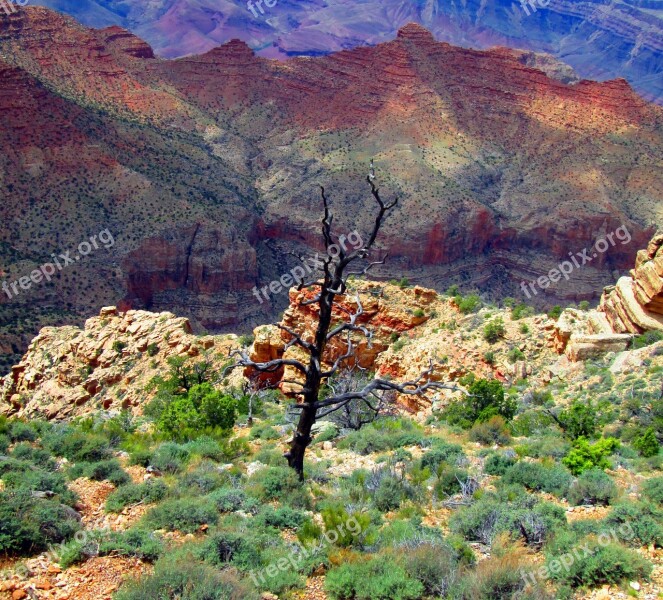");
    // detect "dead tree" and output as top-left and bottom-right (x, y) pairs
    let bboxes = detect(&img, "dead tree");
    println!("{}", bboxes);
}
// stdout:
(230, 177), (466, 479)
